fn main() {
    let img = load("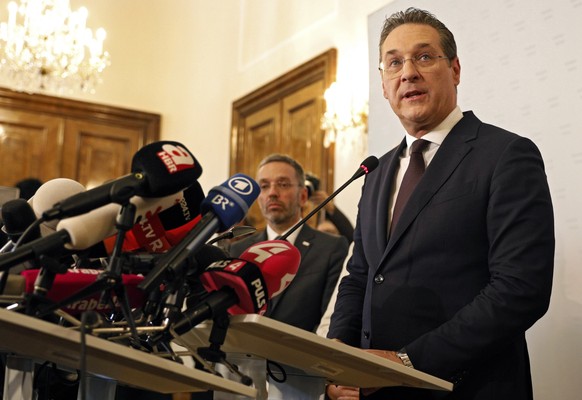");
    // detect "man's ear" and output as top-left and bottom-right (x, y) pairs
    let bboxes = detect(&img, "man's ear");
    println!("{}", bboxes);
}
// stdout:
(381, 71), (390, 99)
(451, 56), (461, 86)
